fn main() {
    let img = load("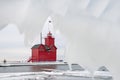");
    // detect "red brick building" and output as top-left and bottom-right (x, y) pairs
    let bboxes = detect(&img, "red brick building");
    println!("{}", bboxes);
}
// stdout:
(28, 32), (57, 62)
